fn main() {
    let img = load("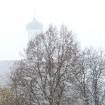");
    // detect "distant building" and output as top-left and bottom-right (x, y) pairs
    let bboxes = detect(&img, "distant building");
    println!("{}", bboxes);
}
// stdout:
(27, 17), (43, 40)
(0, 17), (43, 85)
